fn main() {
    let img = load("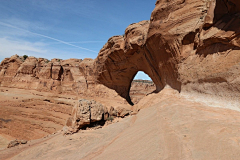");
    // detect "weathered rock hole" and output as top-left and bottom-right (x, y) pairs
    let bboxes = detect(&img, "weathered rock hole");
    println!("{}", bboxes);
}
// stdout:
(80, 114), (106, 130)
(182, 32), (196, 45)
(129, 71), (156, 105)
